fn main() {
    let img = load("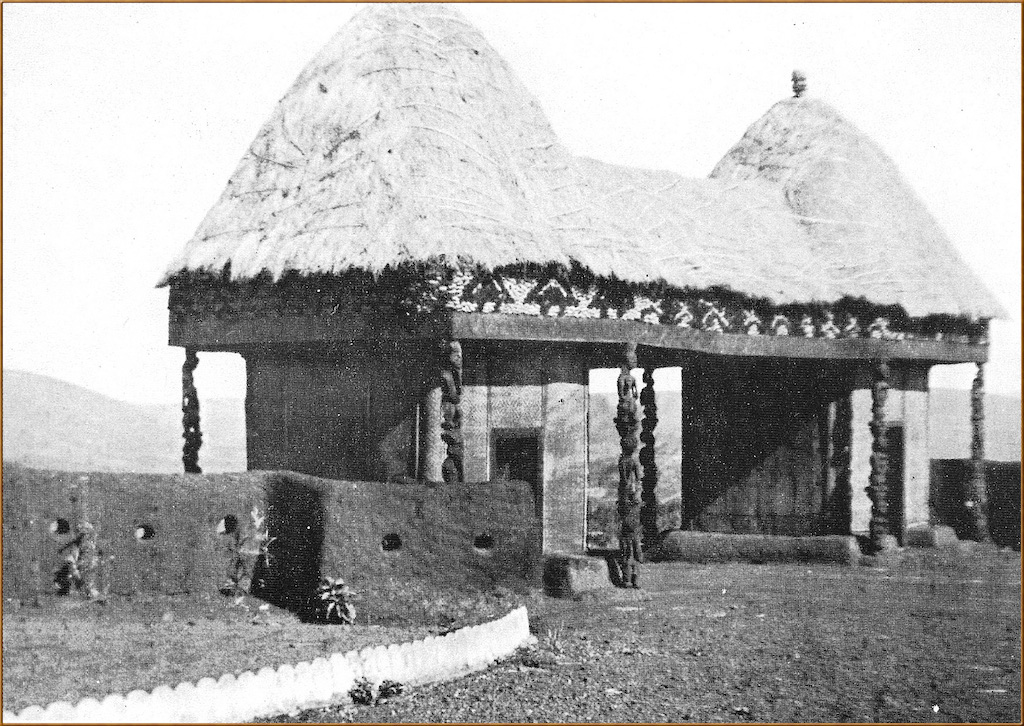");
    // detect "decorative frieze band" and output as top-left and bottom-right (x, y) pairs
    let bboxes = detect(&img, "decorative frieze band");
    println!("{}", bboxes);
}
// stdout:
(430, 271), (986, 343)
(167, 267), (989, 345)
